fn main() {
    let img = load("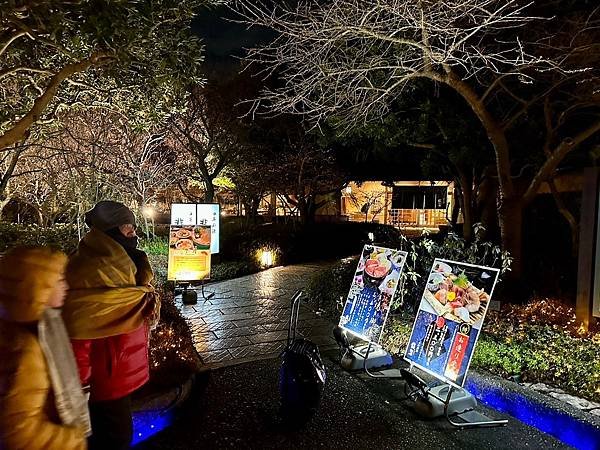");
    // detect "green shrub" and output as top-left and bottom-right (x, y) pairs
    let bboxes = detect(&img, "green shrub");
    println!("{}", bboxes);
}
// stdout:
(211, 260), (260, 281)
(306, 256), (357, 318)
(0, 222), (80, 253)
(148, 252), (260, 288)
(140, 237), (169, 256)
(219, 220), (404, 266)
